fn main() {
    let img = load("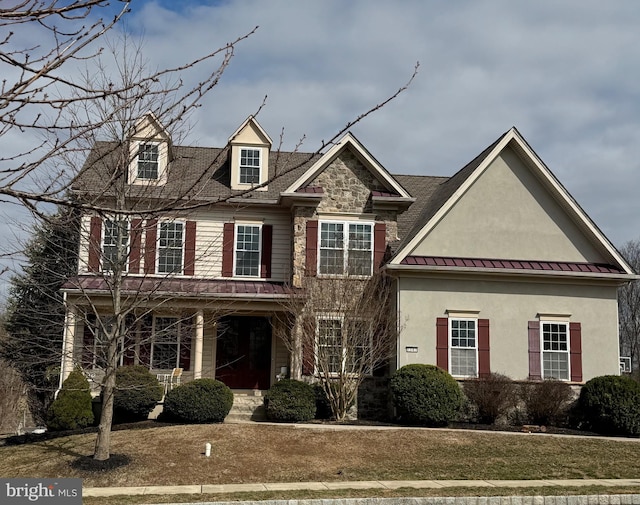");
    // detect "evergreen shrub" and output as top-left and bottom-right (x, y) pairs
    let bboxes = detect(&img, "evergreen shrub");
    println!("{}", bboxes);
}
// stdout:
(264, 379), (316, 422)
(163, 379), (233, 423)
(113, 365), (163, 422)
(390, 364), (463, 426)
(577, 375), (640, 436)
(47, 368), (93, 431)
